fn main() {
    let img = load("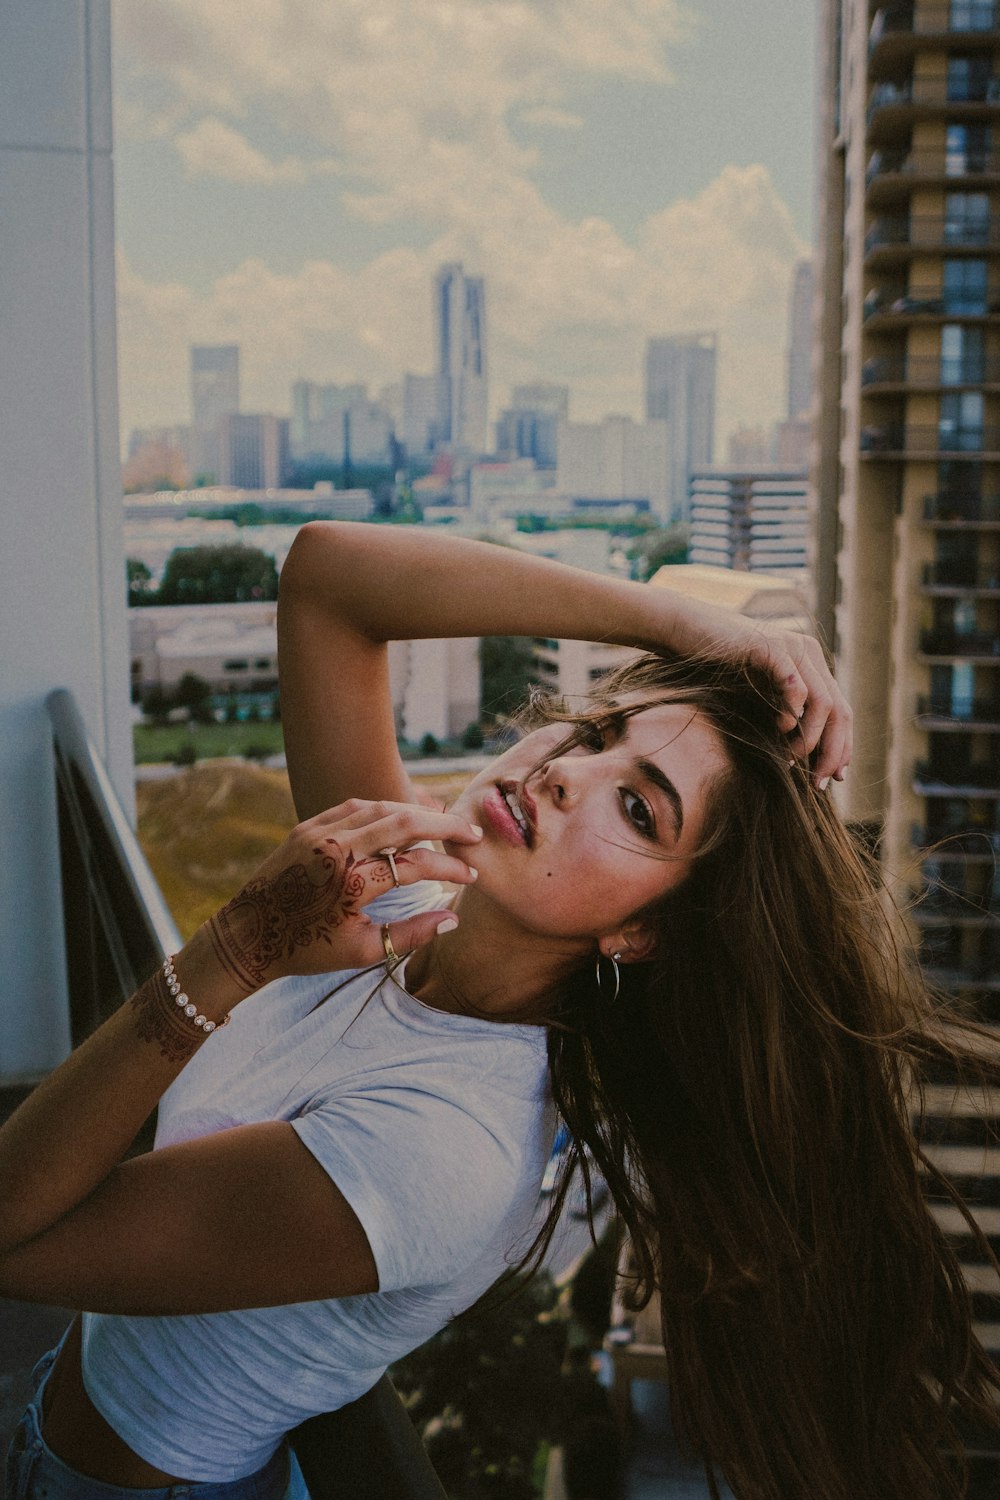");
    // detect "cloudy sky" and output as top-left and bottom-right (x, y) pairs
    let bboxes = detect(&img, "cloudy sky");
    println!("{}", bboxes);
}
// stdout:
(112, 0), (817, 452)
